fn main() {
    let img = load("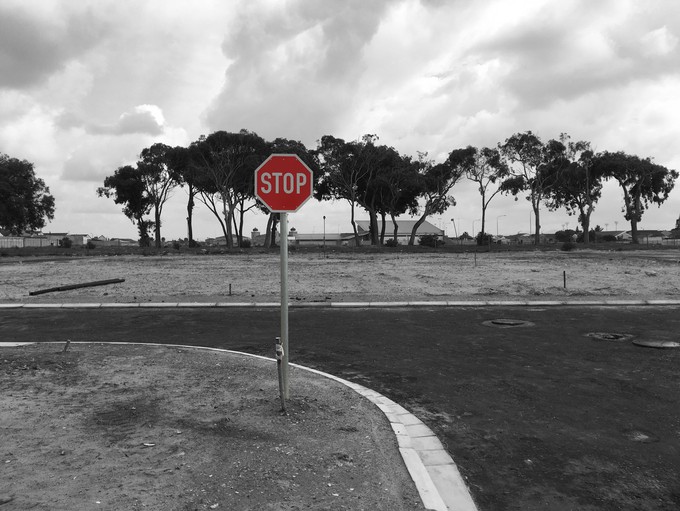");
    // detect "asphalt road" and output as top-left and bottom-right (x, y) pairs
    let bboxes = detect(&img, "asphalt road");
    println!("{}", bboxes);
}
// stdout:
(2, 305), (679, 510)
